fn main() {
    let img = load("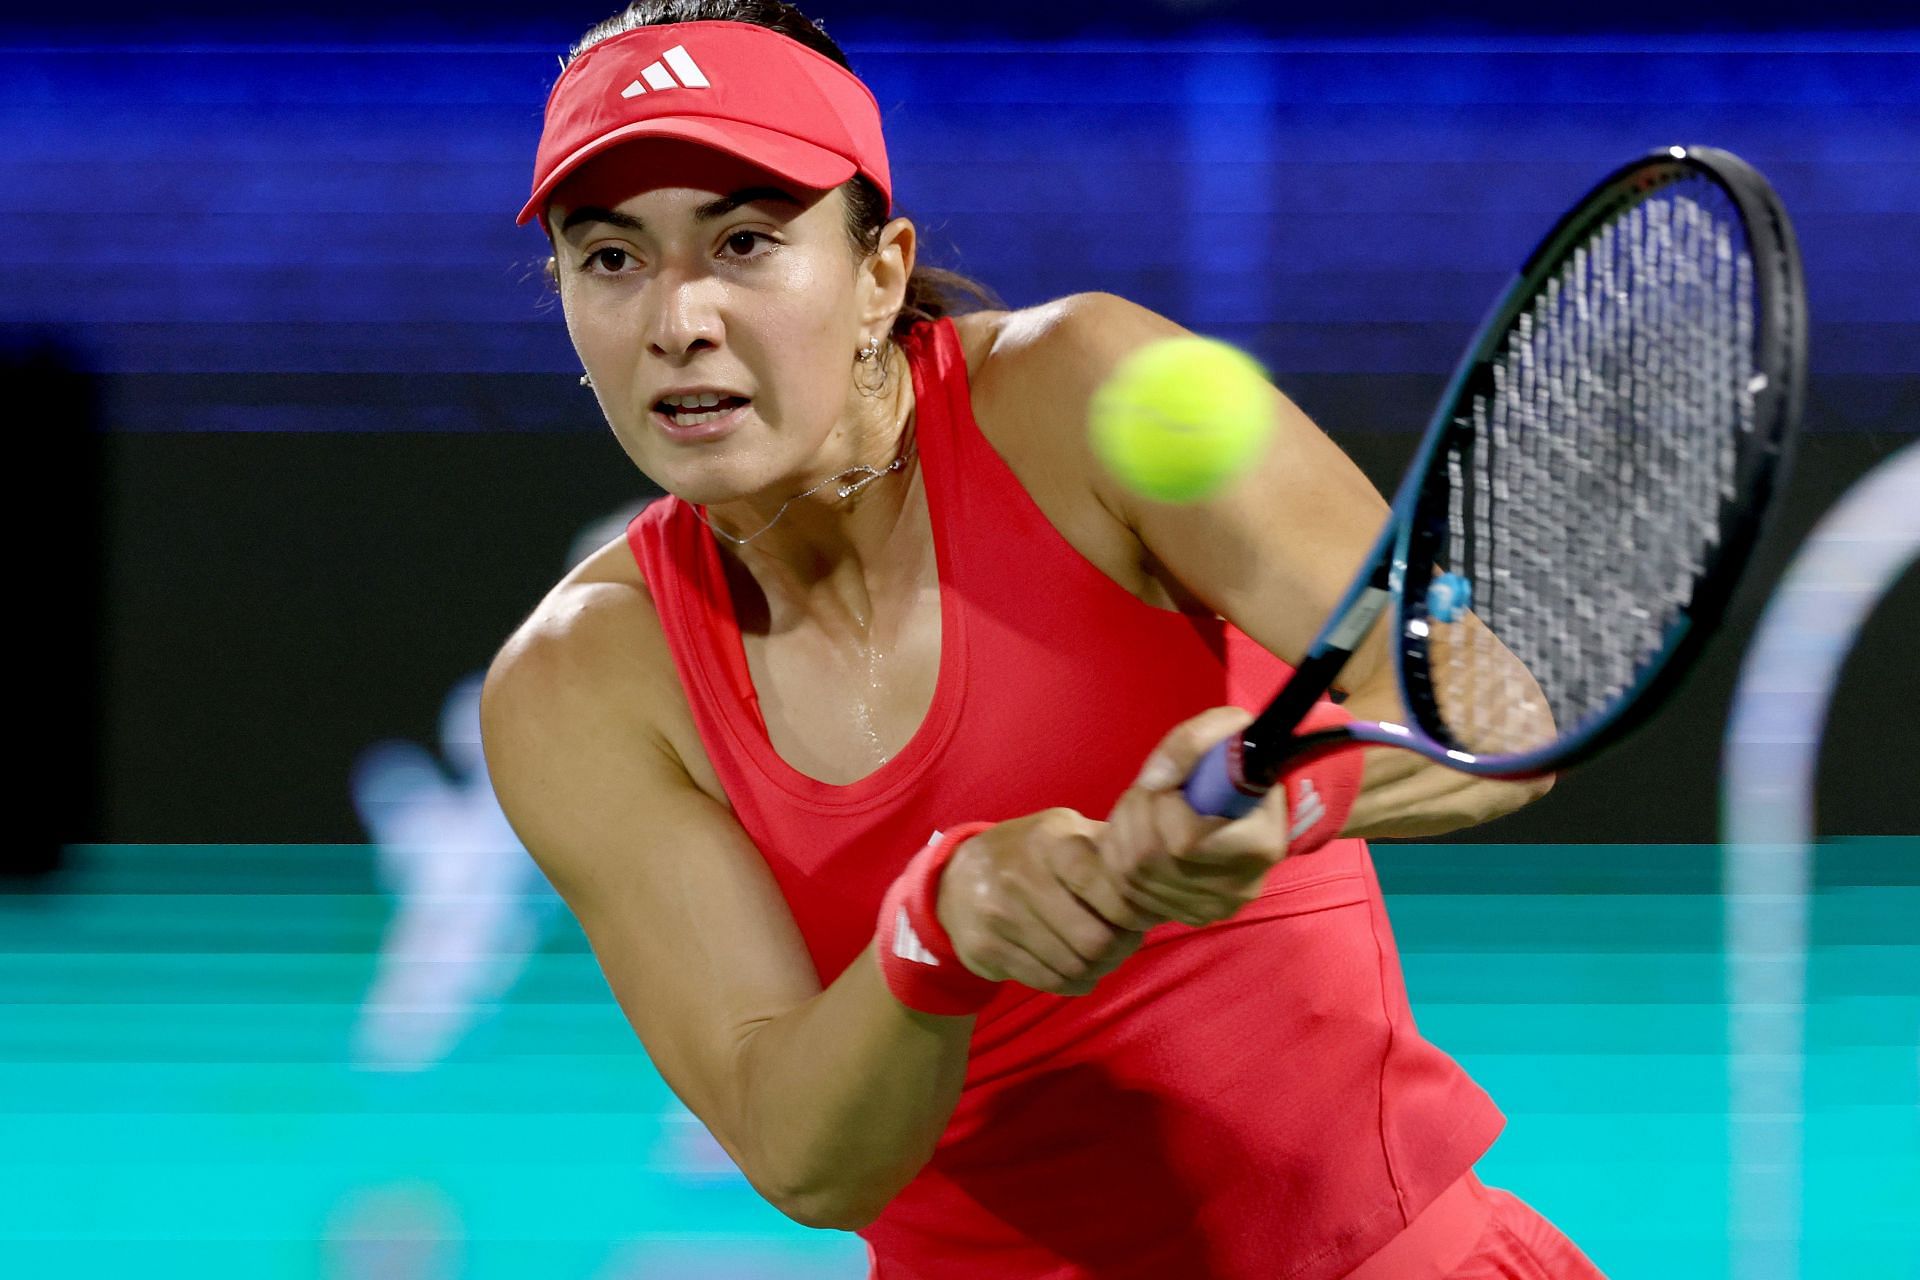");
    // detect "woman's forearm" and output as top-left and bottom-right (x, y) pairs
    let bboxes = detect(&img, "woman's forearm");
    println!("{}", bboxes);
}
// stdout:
(1345, 746), (1552, 837)
(1334, 685), (1553, 838)
(732, 940), (974, 1230)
